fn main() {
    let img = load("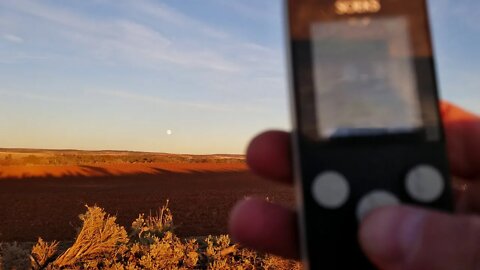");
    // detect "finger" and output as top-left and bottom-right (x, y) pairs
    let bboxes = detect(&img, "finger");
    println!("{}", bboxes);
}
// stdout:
(246, 102), (480, 183)
(246, 103), (480, 183)
(229, 198), (300, 259)
(246, 131), (293, 184)
(360, 206), (480, 270)
(441, 101), (480, 179)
